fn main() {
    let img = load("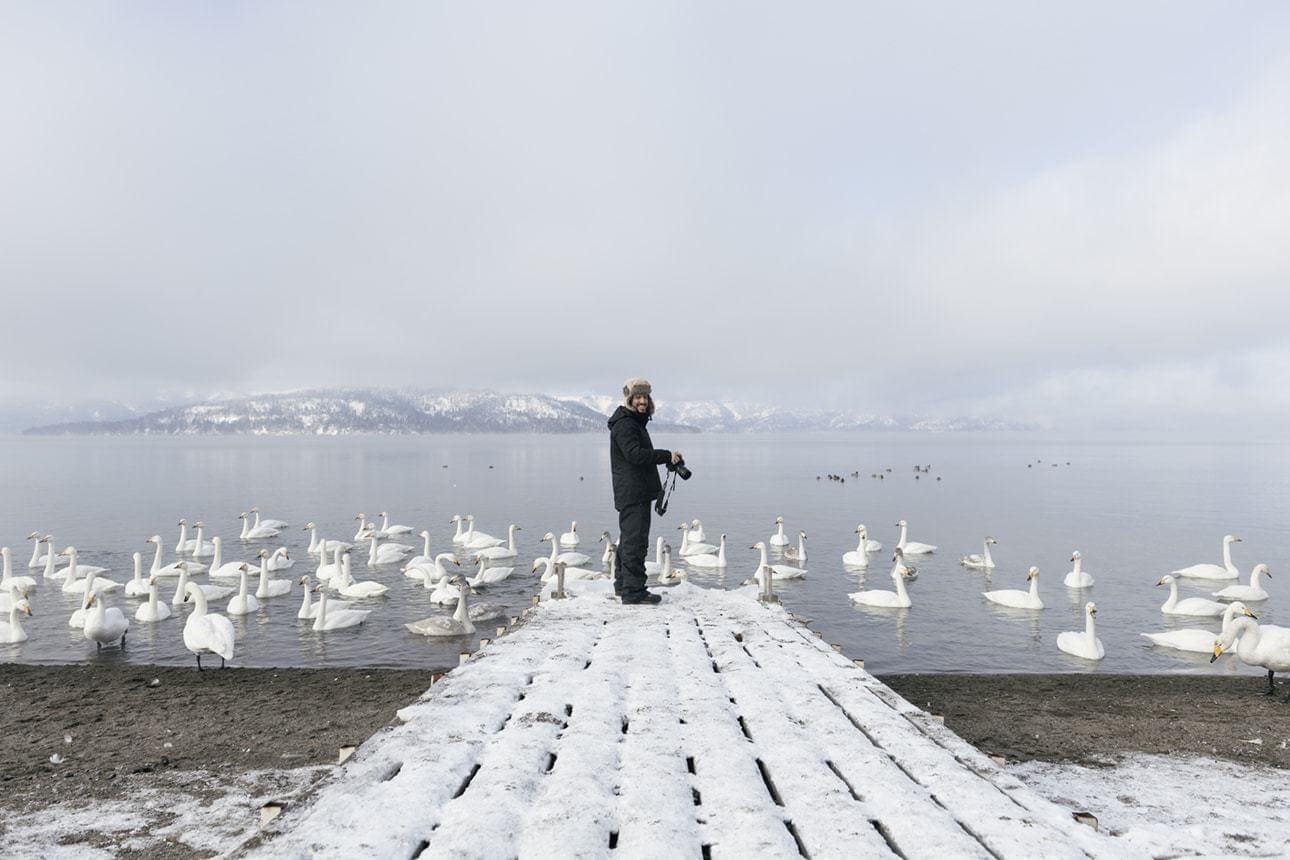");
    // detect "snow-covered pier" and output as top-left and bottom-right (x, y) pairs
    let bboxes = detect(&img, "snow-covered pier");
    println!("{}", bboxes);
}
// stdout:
(250, 583), (1120, 858)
